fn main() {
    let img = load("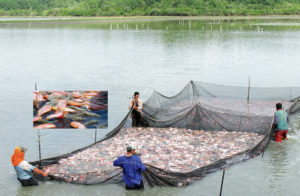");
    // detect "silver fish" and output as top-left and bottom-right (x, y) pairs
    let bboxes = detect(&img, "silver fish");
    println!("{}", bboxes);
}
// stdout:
(84, 120), (99, 126)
